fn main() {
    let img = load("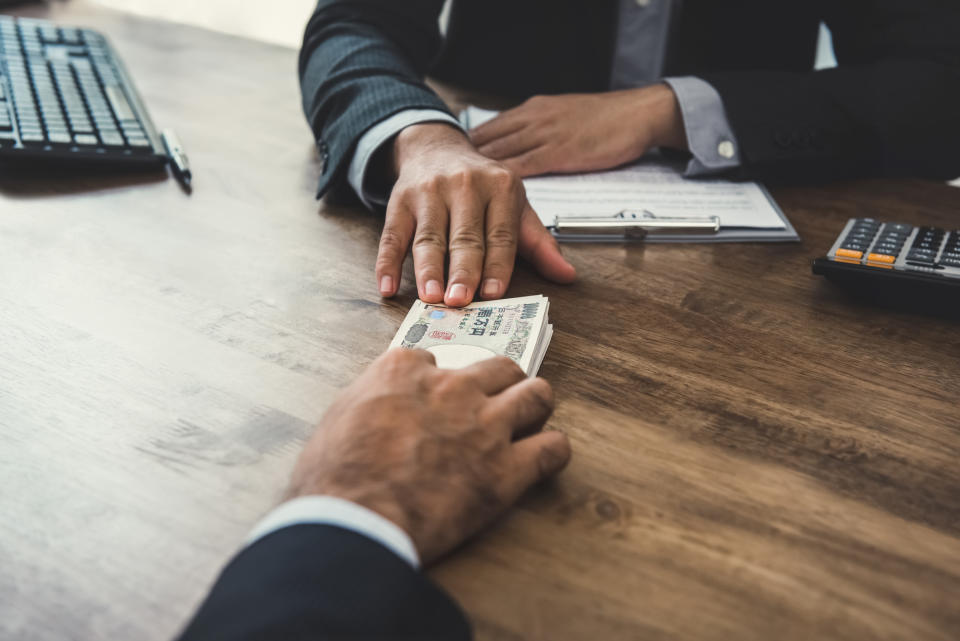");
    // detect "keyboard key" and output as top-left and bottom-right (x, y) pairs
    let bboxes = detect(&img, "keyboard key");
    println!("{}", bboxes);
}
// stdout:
(100, 132), (125, 147)
(73, 133), (99, 145)
(867, 253), (896, 264)
(40, 25), (60, 43)
(48, 131), (71, 144)
(126, 136), (151, 148)
(70, 120), (94, 134)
